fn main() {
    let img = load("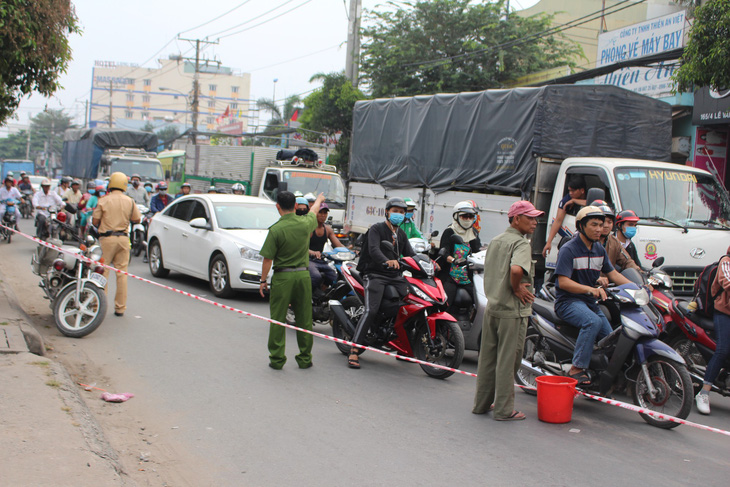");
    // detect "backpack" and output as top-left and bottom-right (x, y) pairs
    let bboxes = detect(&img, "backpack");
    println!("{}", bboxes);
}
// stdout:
(693, 255), (729, 316)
